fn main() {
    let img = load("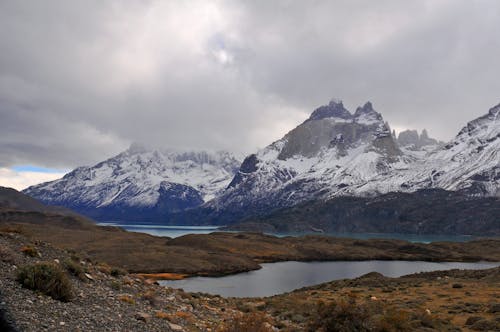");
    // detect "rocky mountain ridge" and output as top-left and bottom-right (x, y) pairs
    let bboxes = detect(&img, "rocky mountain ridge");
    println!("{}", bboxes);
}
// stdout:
(23, 99), (499, 224)
(206, 100), (499, 220)
(23, 147), (240, 221)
